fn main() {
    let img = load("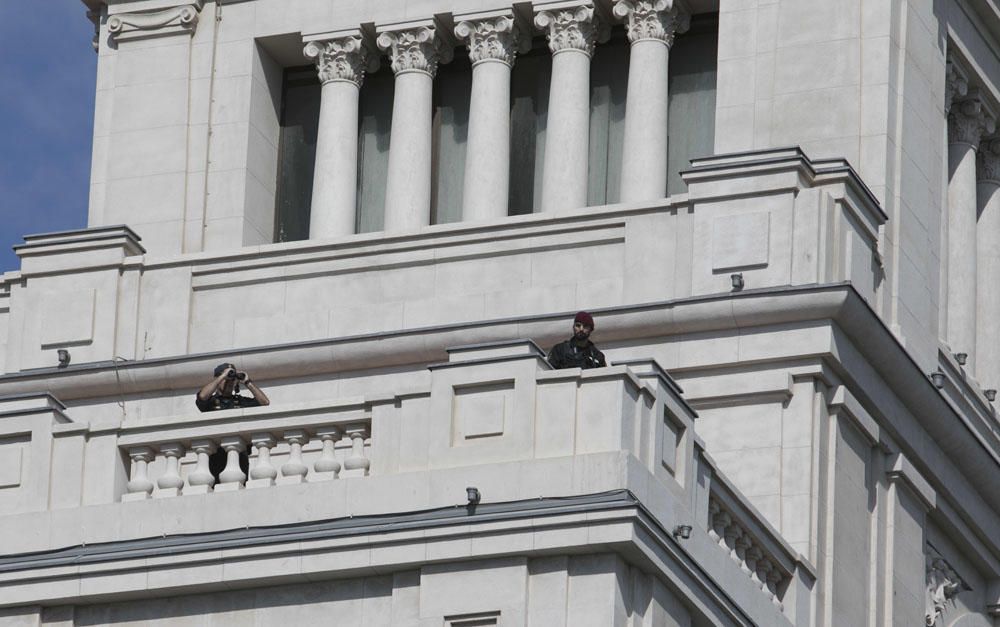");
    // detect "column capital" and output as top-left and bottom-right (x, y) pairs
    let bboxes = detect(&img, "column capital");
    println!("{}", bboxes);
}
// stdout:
(376, 19), (453, 78)
(949, 92), (996, 148)
(107, 1), (203, 42)
(534, 2), (608, 57)
(978, 138), (1000, 184)
(303, 29), (379, 87)
(945, 58), (969, 114)
(612, 0), (690, 45)
(454, 10), (527, 67)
